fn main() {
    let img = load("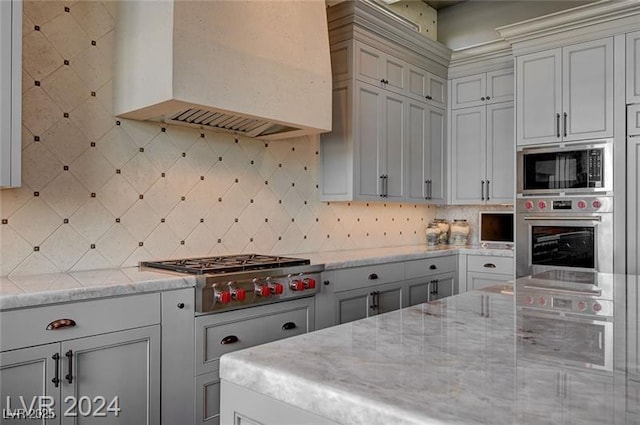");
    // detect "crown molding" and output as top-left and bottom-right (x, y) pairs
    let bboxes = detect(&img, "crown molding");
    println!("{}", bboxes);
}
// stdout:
(448, 39), (513, 78)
